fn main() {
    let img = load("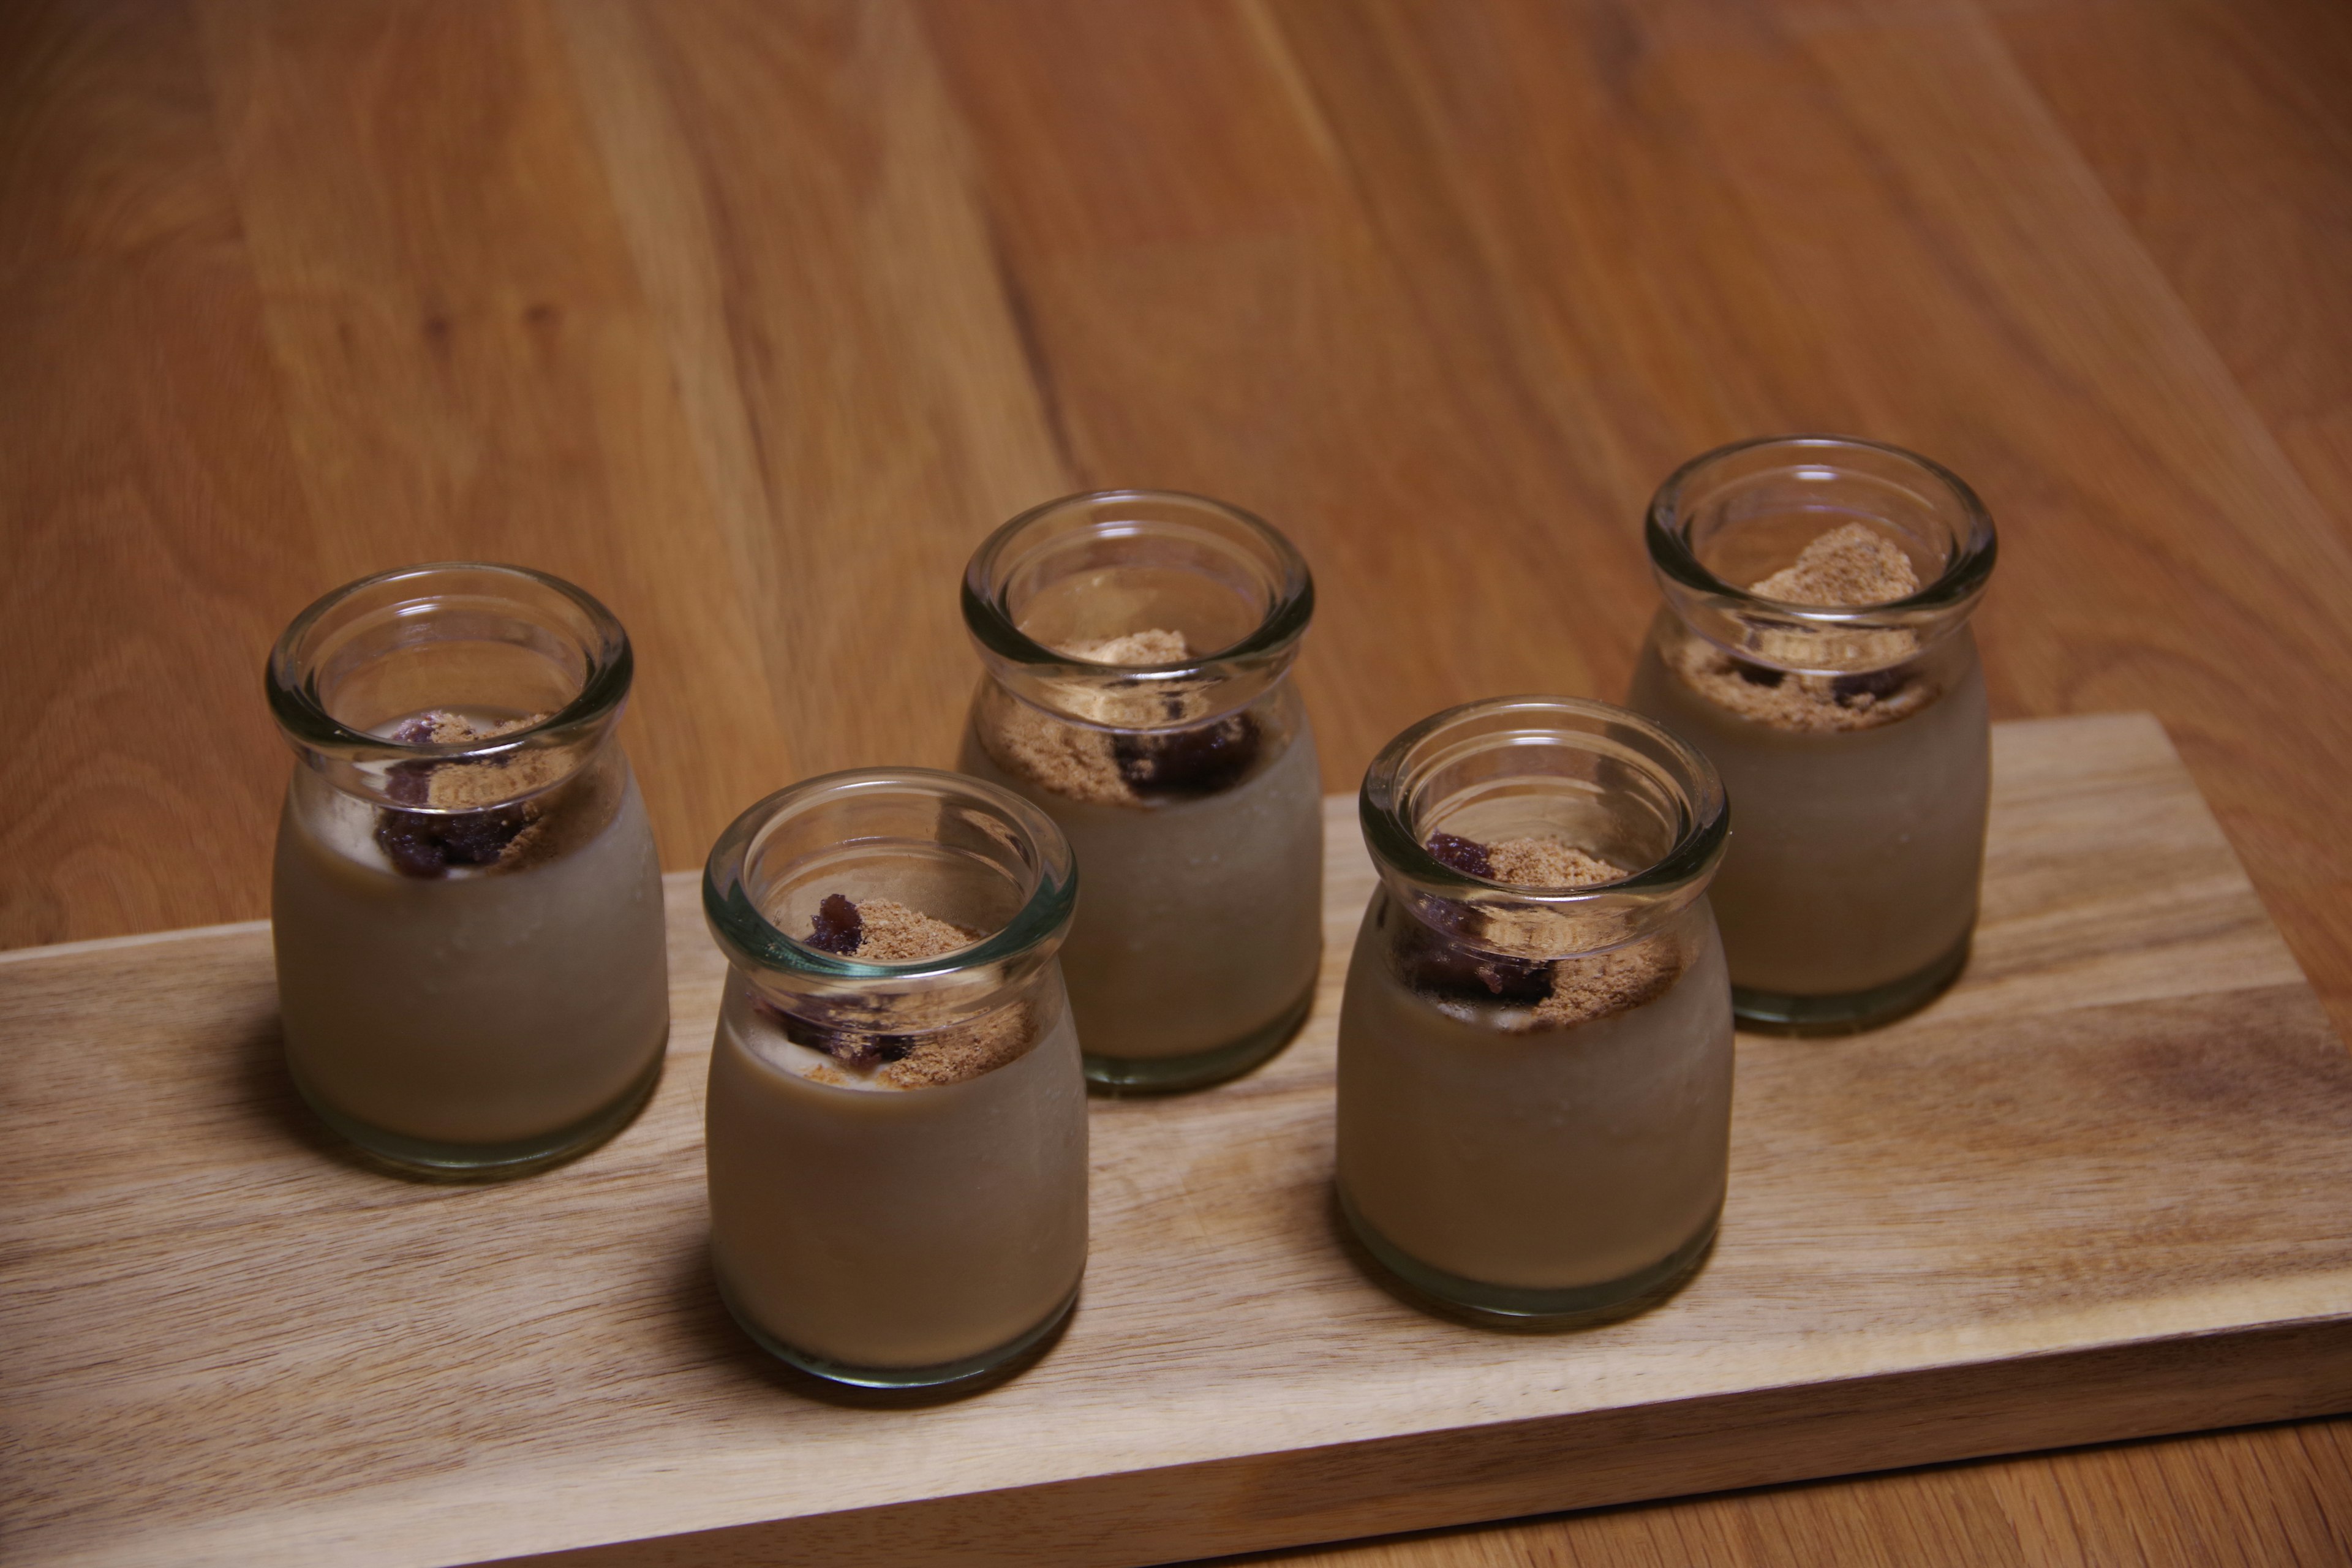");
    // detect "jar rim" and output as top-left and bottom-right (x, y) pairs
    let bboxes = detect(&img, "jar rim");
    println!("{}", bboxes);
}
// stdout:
(1360, 695), (1728, 909)
(960, 488), (1314, 674)
(702, 767), (1079, 983)
(265, 560), (632, 764)
(1645, 434), (1998, 624)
